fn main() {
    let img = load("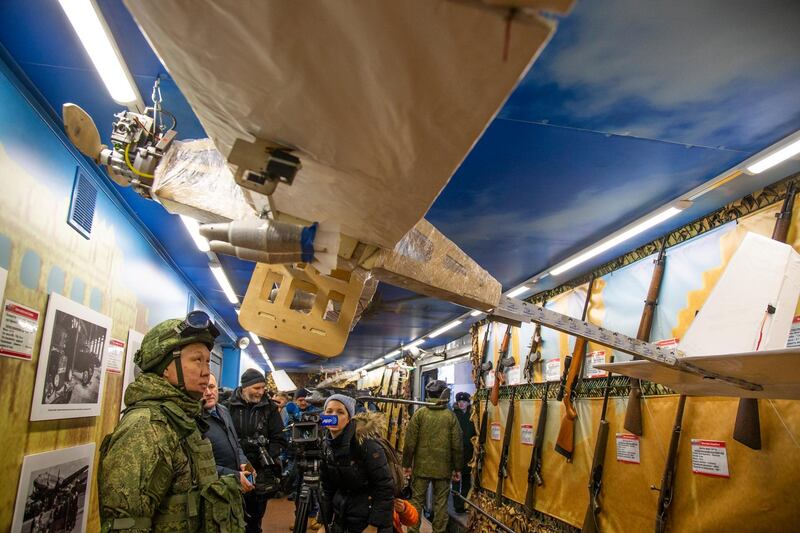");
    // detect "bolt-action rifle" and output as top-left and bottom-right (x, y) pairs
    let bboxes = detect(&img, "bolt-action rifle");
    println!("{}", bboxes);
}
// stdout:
(490, 324), (515, 406)
(474, 322), (493, 491)
(554, 276), (595, 461)
(524, 380), (550, 514)
(376, 367), (388, 412)
(581, 357), (615, 533)
(385, 368), (402, 443)
(524, 317), (544, 384)
(495, 383), (517, 506)
(734, 180), (796, 450)
(653, 395), (687, 533)
(393, 370), (410, 450)
(624, 236), (668, 436)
